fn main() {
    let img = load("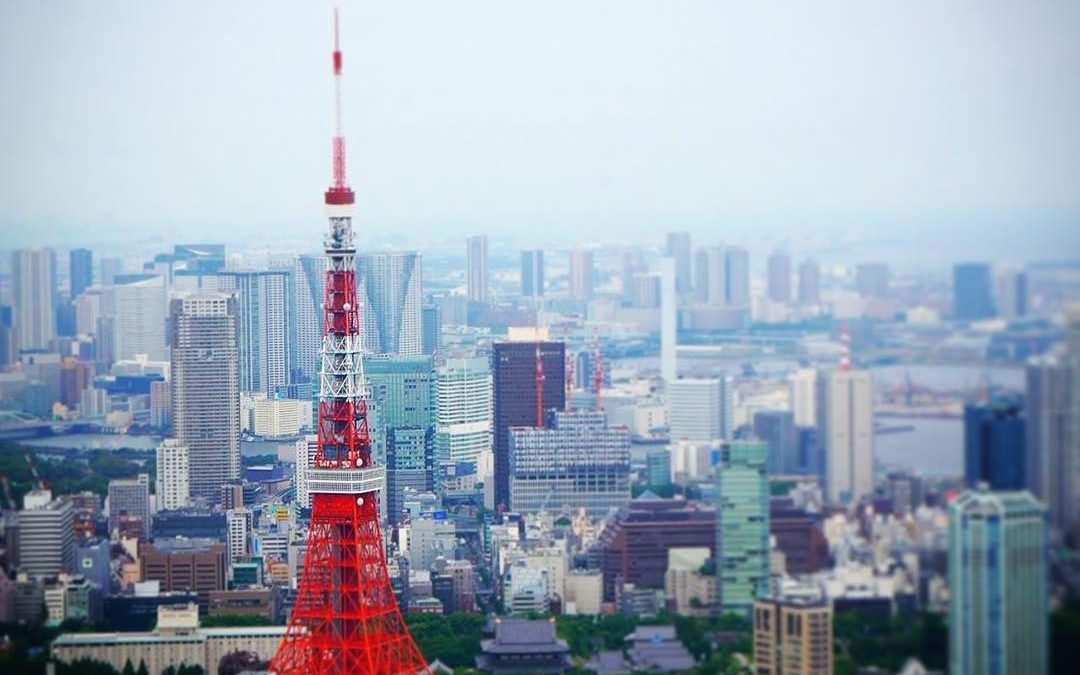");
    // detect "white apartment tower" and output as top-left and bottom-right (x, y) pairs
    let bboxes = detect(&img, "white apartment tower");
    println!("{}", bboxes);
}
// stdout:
(217, 269), (293, 395)
(156, 439), (191, 511)
(790, 368), (817, 428)
(466, 235), (489, 304)
(11, 248), (57, 351)
(817, 368), (874, 503)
